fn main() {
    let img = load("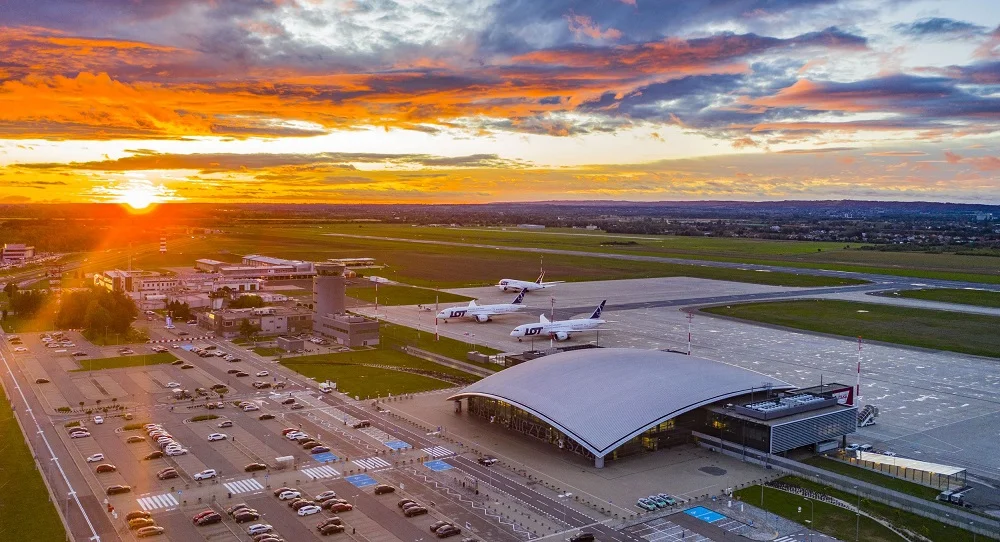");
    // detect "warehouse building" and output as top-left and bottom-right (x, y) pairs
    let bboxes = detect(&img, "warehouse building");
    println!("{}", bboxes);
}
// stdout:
(449, 348), (856, 468)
